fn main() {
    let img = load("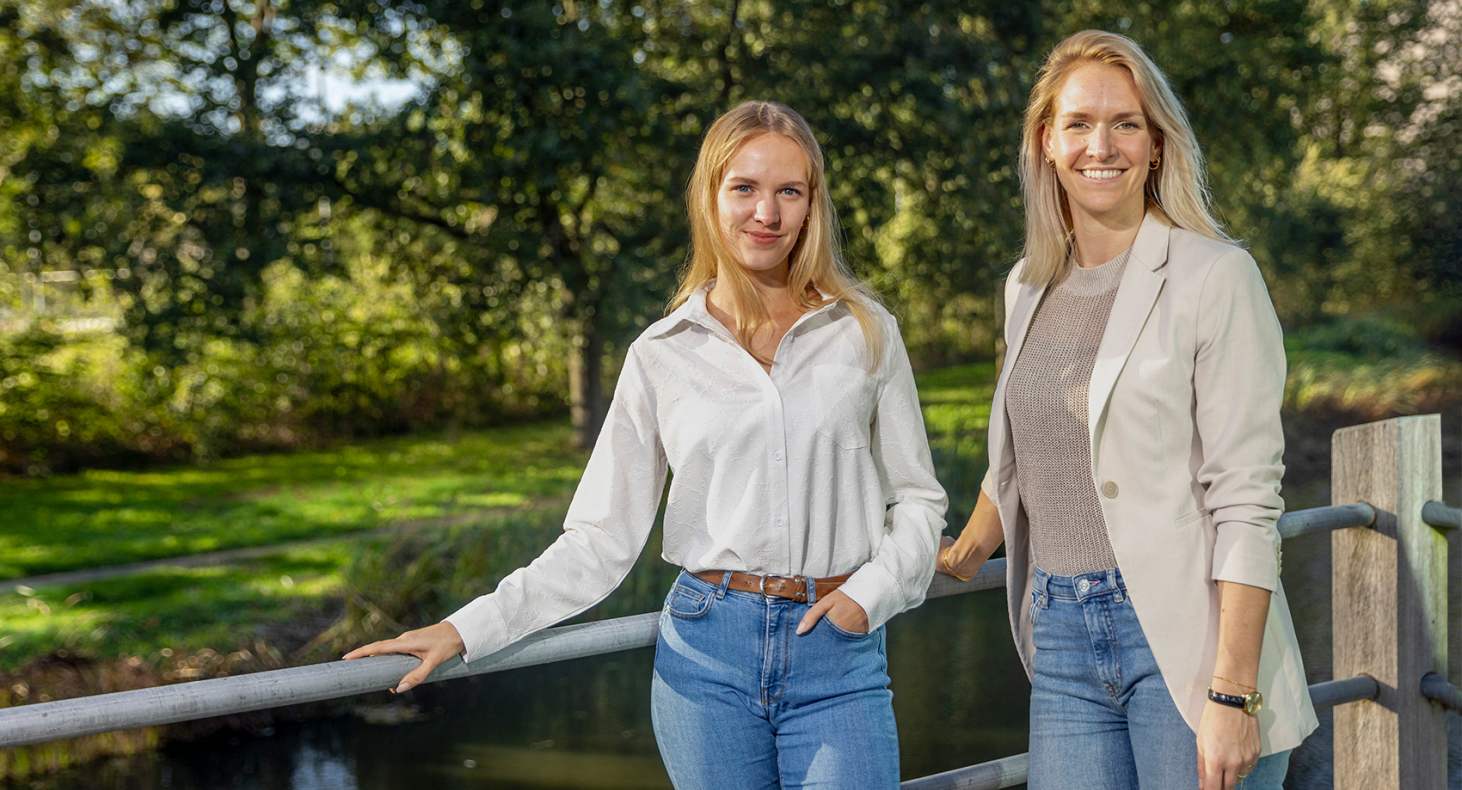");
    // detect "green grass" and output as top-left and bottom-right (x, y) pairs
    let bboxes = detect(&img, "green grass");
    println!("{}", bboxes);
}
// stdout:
(7, 351), (1448, 679)
(0, 363), (999, 672)
(0, 422), (587, 579)
(0, 542), (354, 673)
(914, 362), (997, 522)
